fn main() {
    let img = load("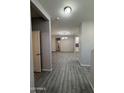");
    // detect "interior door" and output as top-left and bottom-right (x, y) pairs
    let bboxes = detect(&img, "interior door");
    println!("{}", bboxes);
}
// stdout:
(32, 31), (41, 72)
